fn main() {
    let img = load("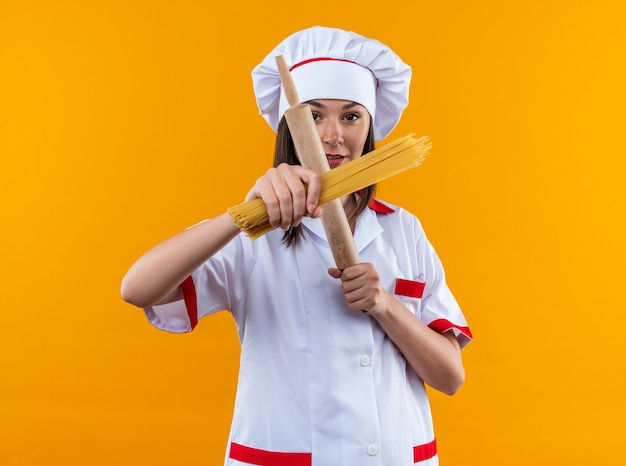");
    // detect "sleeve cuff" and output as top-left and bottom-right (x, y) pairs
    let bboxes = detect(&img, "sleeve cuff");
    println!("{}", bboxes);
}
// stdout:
(144, 299), (192, 333)
(428, 318), (473, 349)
